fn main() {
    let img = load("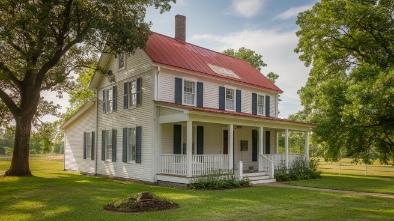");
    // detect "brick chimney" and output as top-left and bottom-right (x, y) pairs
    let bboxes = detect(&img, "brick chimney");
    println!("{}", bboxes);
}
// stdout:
(175, 15), (186, 41)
